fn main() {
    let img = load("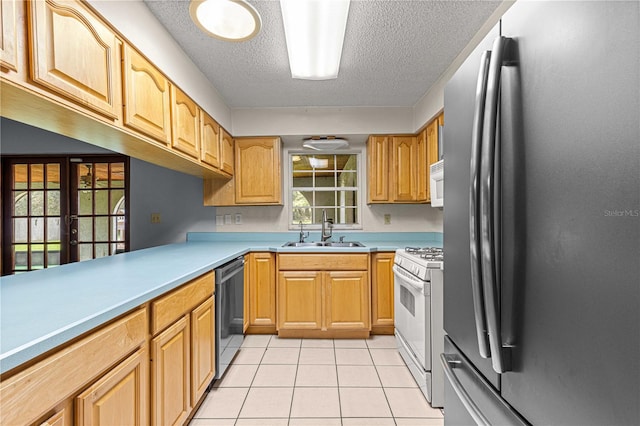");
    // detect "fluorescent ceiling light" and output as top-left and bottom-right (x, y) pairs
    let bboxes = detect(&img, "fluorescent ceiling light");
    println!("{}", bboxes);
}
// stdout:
(190, 0), (261, 42)
(280, 0), (350, 80)
(303, 137), (349, 151)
